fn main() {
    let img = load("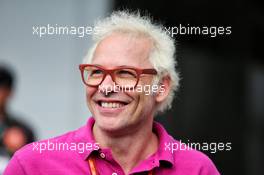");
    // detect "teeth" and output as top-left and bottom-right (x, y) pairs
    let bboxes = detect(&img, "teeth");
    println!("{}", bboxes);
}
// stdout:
(101, 102), (124, 108)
